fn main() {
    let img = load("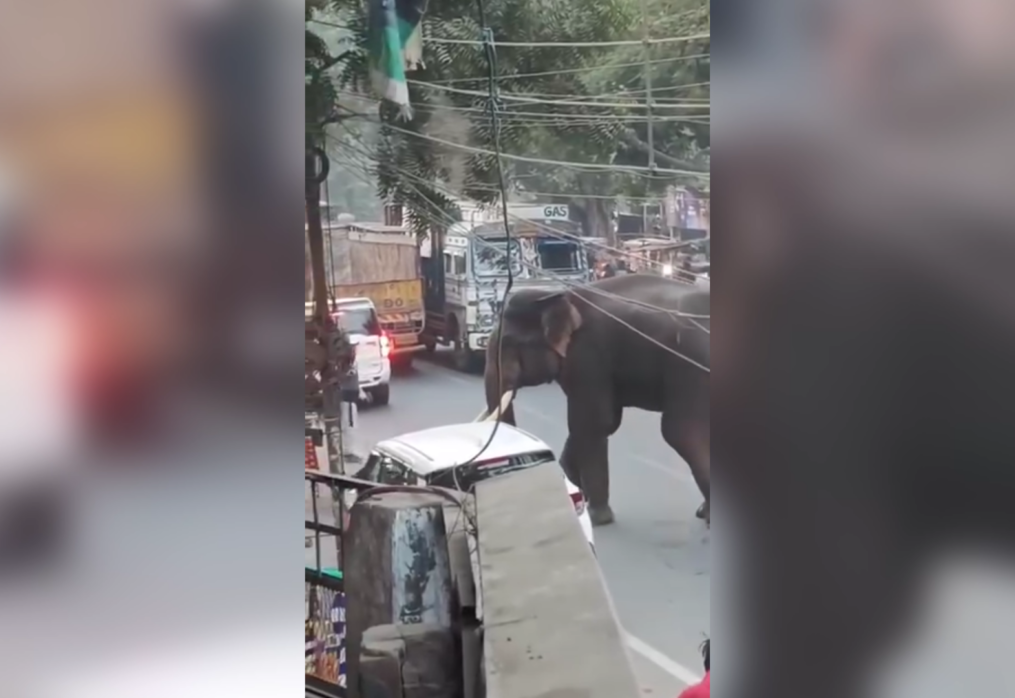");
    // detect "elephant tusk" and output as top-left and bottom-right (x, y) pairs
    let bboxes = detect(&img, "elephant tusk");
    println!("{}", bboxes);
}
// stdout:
(491, 390), (515, 421)
(474, 391), (515, 423)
